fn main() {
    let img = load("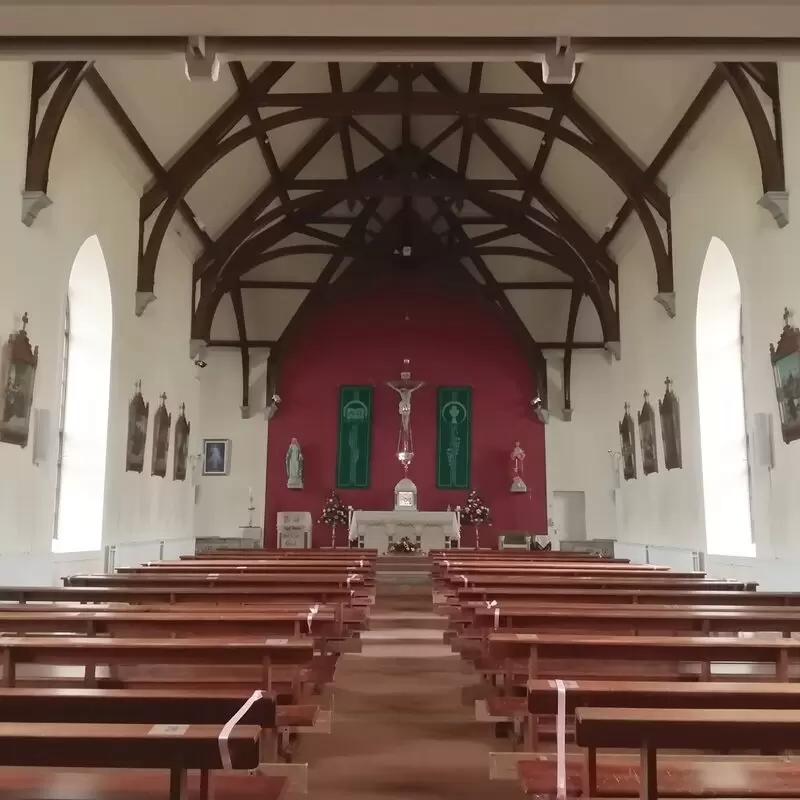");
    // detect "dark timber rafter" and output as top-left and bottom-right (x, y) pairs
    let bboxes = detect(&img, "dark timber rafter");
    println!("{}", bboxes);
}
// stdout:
(265, 198), (382, 397)
(562, 287), (583, 420)
(229, 61), (291, 209)
(432, 198), (549, 406)
(24, 61), (92, 225)
(24, 53), (789, 421)
(719, 62), (787, 227)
